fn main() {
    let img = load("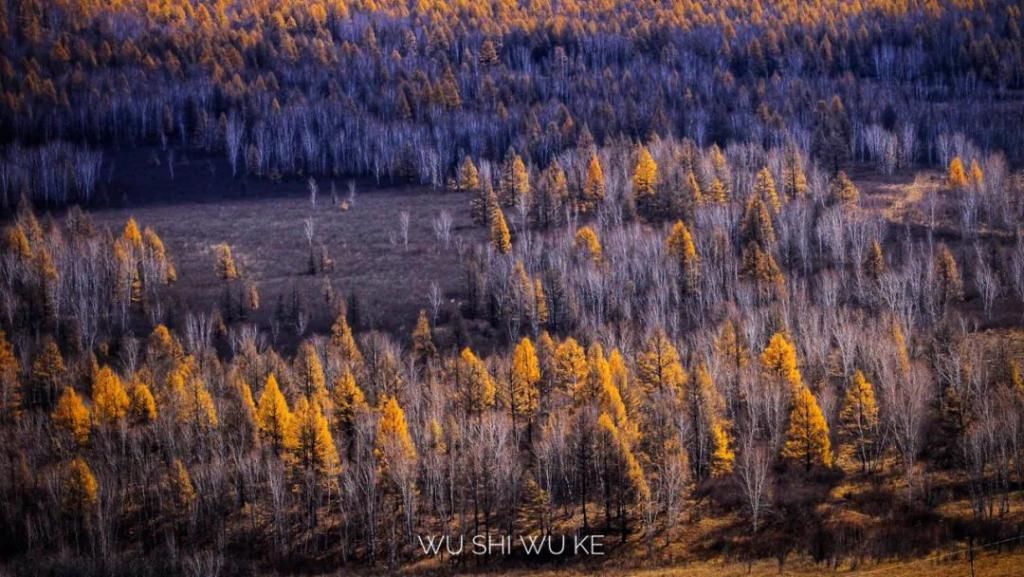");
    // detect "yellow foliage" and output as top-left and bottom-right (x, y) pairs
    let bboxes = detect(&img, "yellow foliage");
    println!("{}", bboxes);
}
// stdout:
(552, 337), (588, 395)
(636, 329), (687, 394)
(214, 243), (239, 280)
(122, 217), (143, 249)
(92, 365), (130, 424)
(633, 145), (658, 198)
(330, 312), (363, 368)
(948, 156), (968, 188)
(574, 226), (602, 264)
(52, 387), (90, 446)
(257, 373), (294, 452)
(459, 348), (496, 413)
(711, 420), (735, 477)
(128, 380), (157, 424)
(511, 337), (541, 420)
(63, 457), (99, 516)
(331, 369), (367, 434)
(169, 359), (218, 430)
(377, 394), (417, 462)
(761, 332), (802, 388)
(168, 458), (196, 509)
(782, 382), (833, 470)
(490, 204), (512, 254)
(754, 166), (780, 213)
(291, 396), (340, 477)
(412, 310), (436, 361)
(580, 153), (605, 212)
